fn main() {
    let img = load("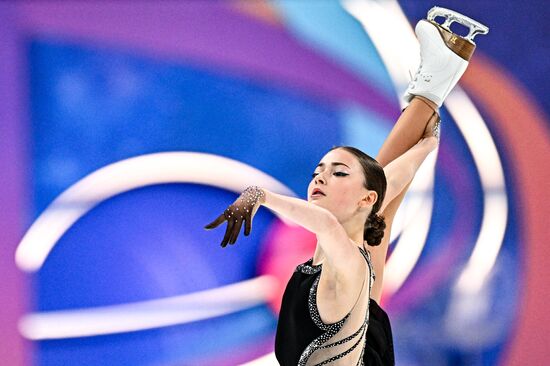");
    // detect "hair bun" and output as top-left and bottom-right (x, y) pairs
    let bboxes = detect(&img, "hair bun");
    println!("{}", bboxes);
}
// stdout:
(364, 212), (386, 246)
